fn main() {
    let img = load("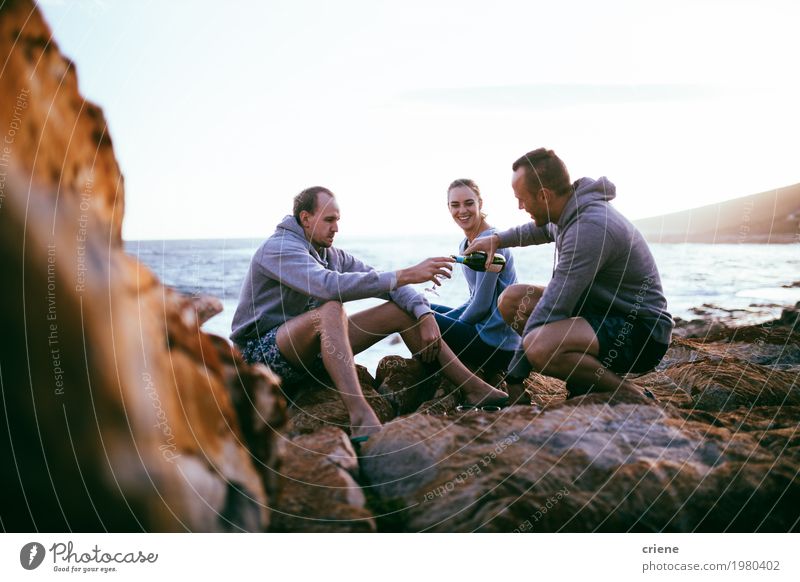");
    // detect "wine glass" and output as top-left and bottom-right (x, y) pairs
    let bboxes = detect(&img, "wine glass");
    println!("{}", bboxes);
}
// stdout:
(423, 274), (443, 297)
